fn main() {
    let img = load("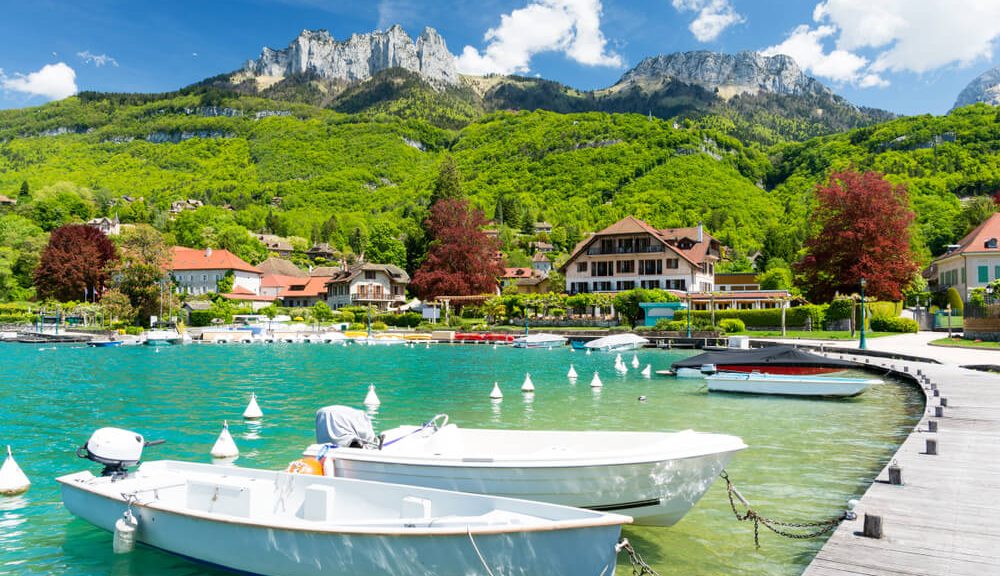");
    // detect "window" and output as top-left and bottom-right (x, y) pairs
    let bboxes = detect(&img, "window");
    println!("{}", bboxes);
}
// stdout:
(639, 259), (663, 275)
(571, 282), (589, 294)
(995, 266), (1000, 280)
(665, 258), (679, 269)
(593, 281), (612, 291)
(591, 261), (614, 277)
(577, 262), (588, 273)
(365, 271), (376, 280)
(979, 266), (989, 283)
(616, 281), (635, 291)
(617, 238), (633, 253)
(961, 267), (967, 284)
(640, 280), (661, 289)
(616, 260), (635, 274)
